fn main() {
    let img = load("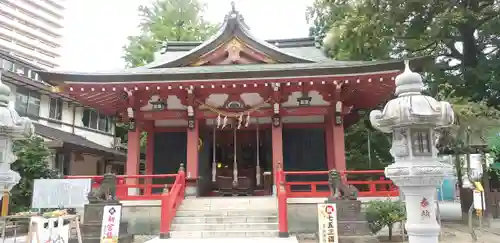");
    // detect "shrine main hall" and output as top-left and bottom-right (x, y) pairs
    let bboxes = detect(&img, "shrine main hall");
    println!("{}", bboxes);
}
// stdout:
(39, 6), (426, 197)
